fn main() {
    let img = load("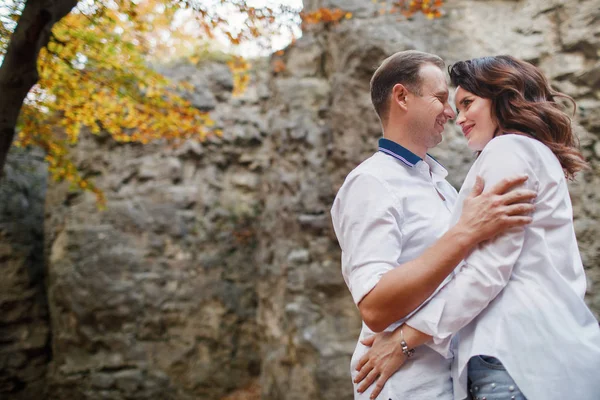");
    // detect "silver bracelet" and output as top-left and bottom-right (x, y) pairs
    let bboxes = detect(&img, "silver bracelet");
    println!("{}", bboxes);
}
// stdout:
(399, 327), (415, 359)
